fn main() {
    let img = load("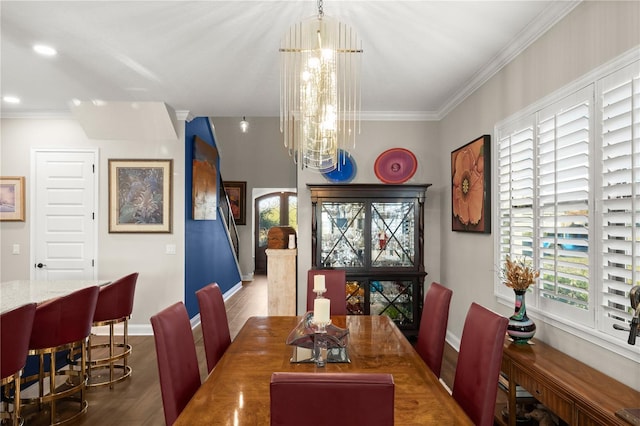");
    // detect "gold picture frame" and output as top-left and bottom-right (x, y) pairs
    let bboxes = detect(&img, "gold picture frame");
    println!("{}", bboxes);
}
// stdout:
(0, 176), (26, 221)
(109, 159), (172, 233)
